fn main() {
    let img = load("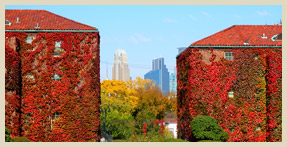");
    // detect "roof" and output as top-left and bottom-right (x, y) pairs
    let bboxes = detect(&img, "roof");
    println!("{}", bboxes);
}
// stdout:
(5, 10), (98, 32)
(164, 118), (177, 124)
(190, 25), (282, 47)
